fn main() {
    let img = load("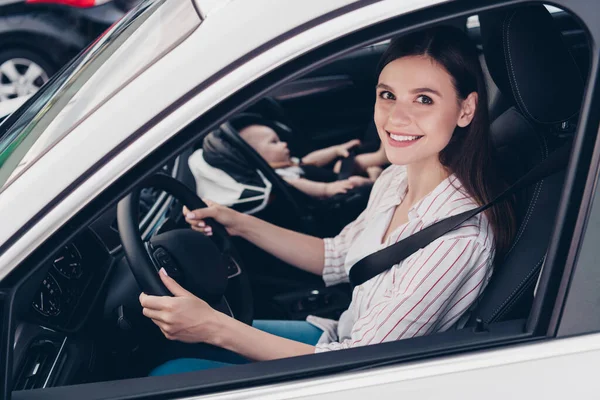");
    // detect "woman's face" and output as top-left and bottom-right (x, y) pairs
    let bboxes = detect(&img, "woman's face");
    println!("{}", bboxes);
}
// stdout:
(374, 55), (477, 167)
(239, 124), (291, 164)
